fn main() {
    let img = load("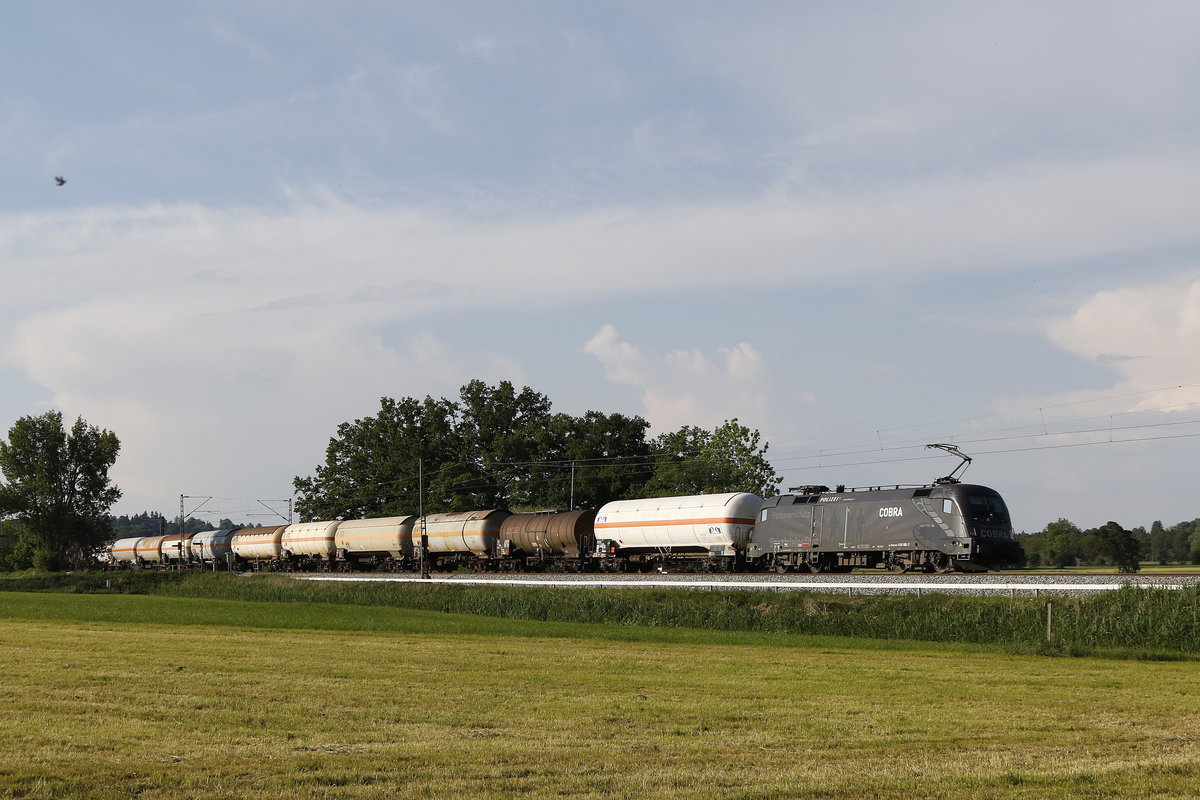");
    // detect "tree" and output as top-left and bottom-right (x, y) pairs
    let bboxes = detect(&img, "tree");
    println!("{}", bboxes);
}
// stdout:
(1149, 520), (1170, 564)
(1038, 518), (1083, 568)
(1189, 520), (1200, 565)
(1086, 521), (1142, 573)
(455, 380), (555, 509)
(294, 394), (464, 520)
(0, 411), (121, 568)
(1166, 521), (1193, 564)
(536, 410), (652, 510)
(1015, 531), (1044, 567)
(641, 418), (782, 498)
(294, 381), (657, 520)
